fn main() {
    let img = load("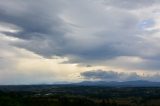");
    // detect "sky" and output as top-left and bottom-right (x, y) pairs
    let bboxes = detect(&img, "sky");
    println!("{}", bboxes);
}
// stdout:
(1, 0), (160, 84)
